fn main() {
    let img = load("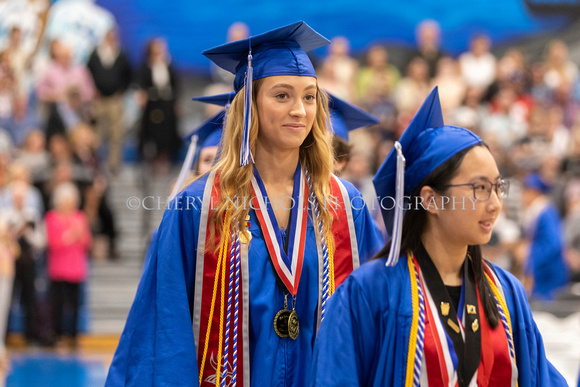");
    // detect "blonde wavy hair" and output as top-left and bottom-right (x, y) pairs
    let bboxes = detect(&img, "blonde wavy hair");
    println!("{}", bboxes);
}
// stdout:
(205, 78), (335, 252)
